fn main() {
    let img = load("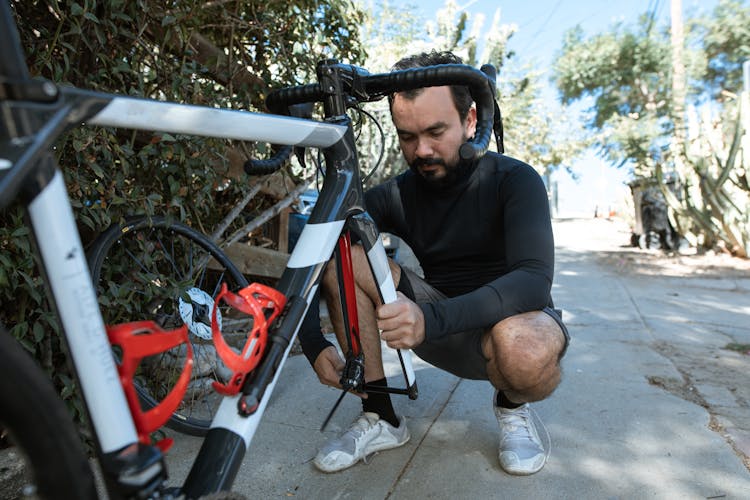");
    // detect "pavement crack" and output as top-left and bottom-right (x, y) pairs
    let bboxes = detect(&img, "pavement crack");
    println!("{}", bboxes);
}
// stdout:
(615, 273), (750, 472)
(384, 377), (463, 499)
(646, 374), (707, 408)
